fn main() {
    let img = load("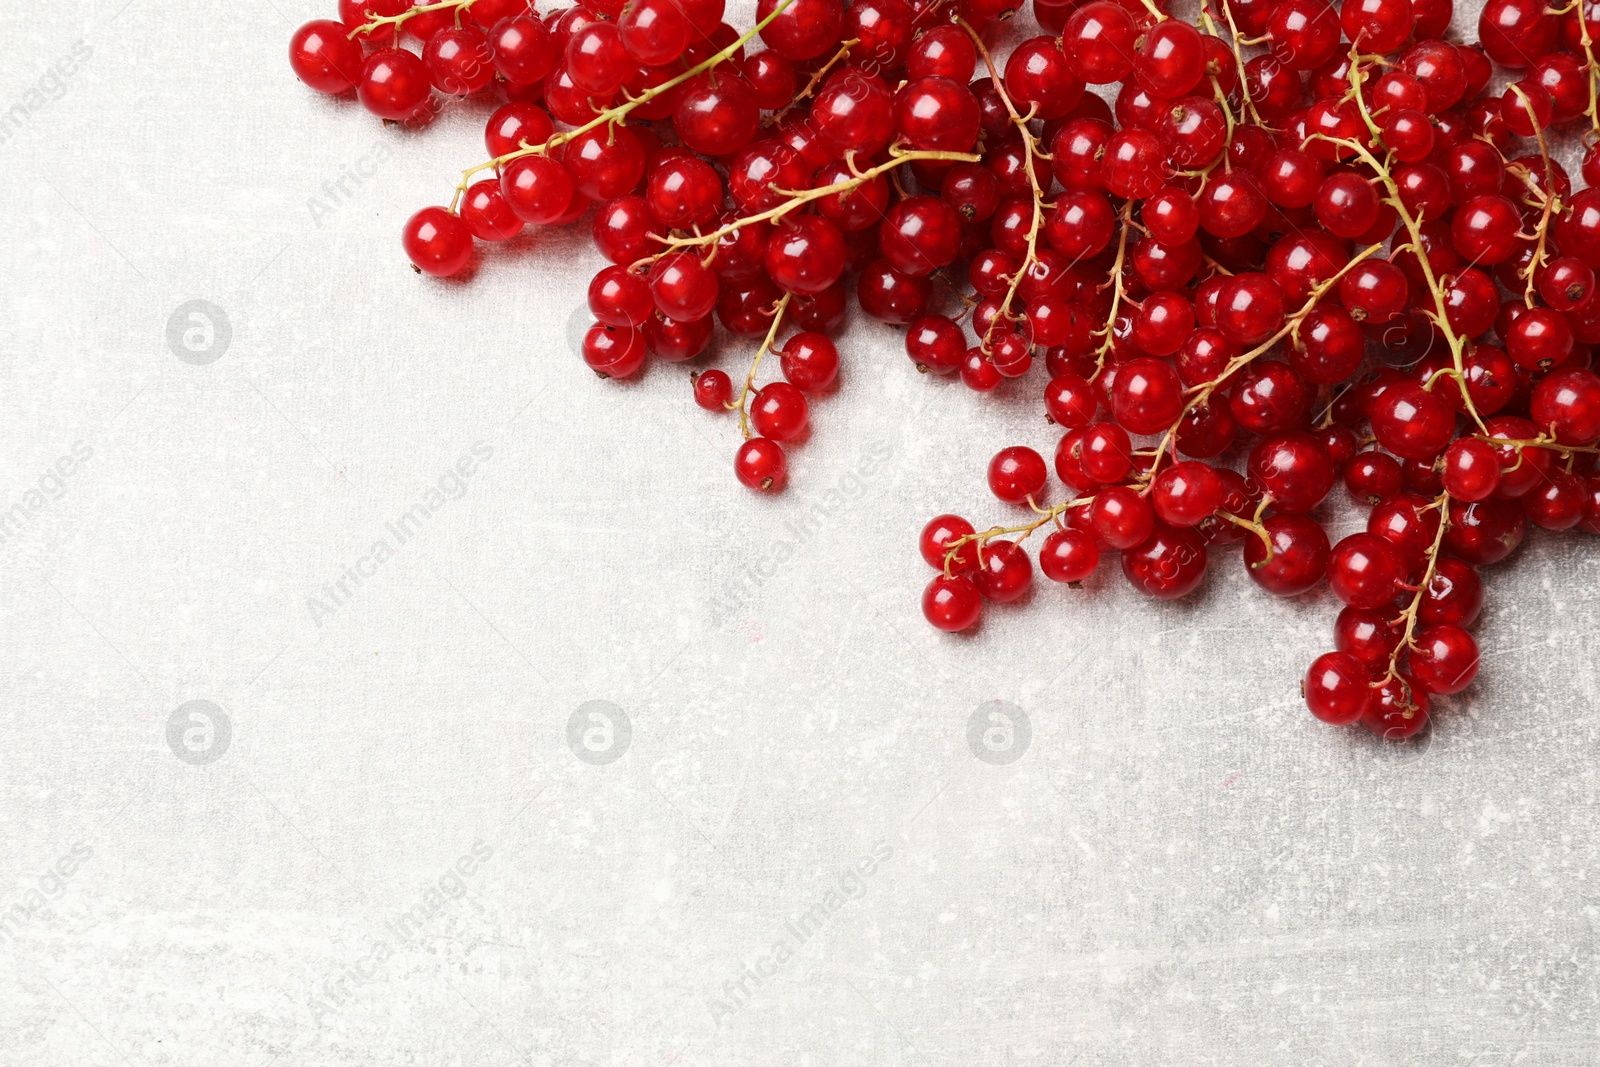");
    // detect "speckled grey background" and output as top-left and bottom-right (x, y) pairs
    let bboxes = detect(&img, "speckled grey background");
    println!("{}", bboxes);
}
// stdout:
(3, 0), (1599, 1062)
